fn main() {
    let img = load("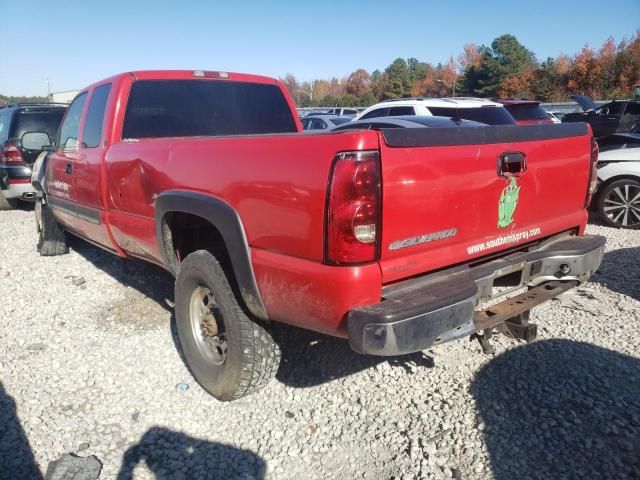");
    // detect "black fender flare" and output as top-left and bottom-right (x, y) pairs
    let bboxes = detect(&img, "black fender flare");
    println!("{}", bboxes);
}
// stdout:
(155, 190), (268, 321)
